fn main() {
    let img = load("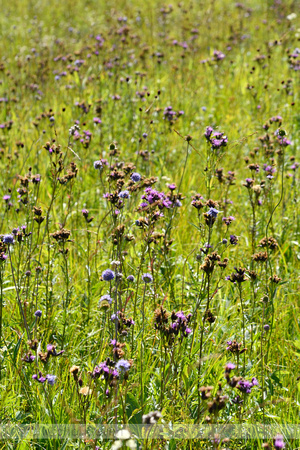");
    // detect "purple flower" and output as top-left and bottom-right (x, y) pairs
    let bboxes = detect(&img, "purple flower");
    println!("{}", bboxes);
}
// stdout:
(93, 117), (102, 124)
(230, 235), (238, 245)
(237, 380), (252, 394)
(2, 234), (14, 245)
(115, 359), (131, 373)
(225, 362), (236, 372)
(99, 294), (113, 304)
(264, 324), (270, 331)
(3, 195), (11, 202)
(32, 372), (46, 383)
(207, 207), (220, 218)
(274, 434), (285, 449)
(34, 310), (42, 318)
(167, 183), (176, 190)
(111, 312), (120, 322)
(142, 273), (153, 283)
(102, 269), (115, 281)
(46, 374), (57, 386)
(118, 190), (130, 199)
(184, 327), (192, 336)
(131, 172), (141, 182)
(127, 275), (135, 282)
(94, 160), (103, 169)
(204, 126), (213, 139)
